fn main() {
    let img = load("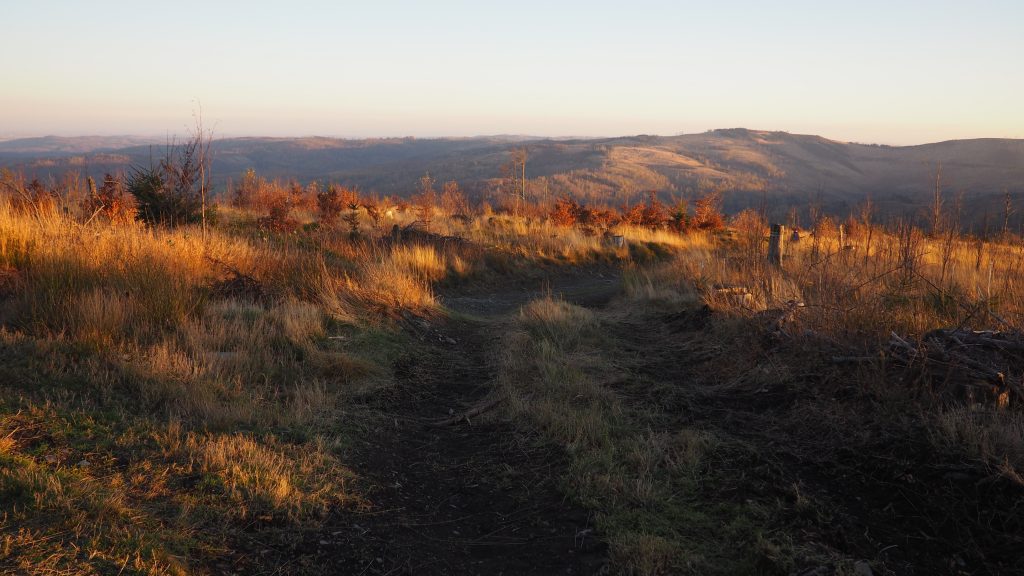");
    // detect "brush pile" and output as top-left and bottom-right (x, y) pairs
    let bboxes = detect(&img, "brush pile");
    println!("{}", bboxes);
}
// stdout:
(210, 269), (267, 303)
(393, 222), (468, 247)
(889, 328), (1024, 407)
